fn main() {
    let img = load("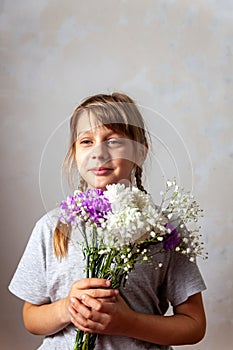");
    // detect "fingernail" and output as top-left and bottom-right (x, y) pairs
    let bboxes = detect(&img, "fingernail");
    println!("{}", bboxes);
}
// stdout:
(106, 280), (111, 287)
(70, 297), (76, 304)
